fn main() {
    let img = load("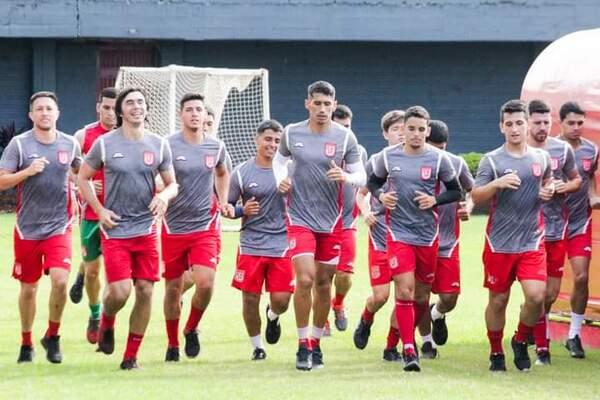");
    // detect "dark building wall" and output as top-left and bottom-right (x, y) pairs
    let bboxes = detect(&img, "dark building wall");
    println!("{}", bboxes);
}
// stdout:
(0, 39), (31, 131)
